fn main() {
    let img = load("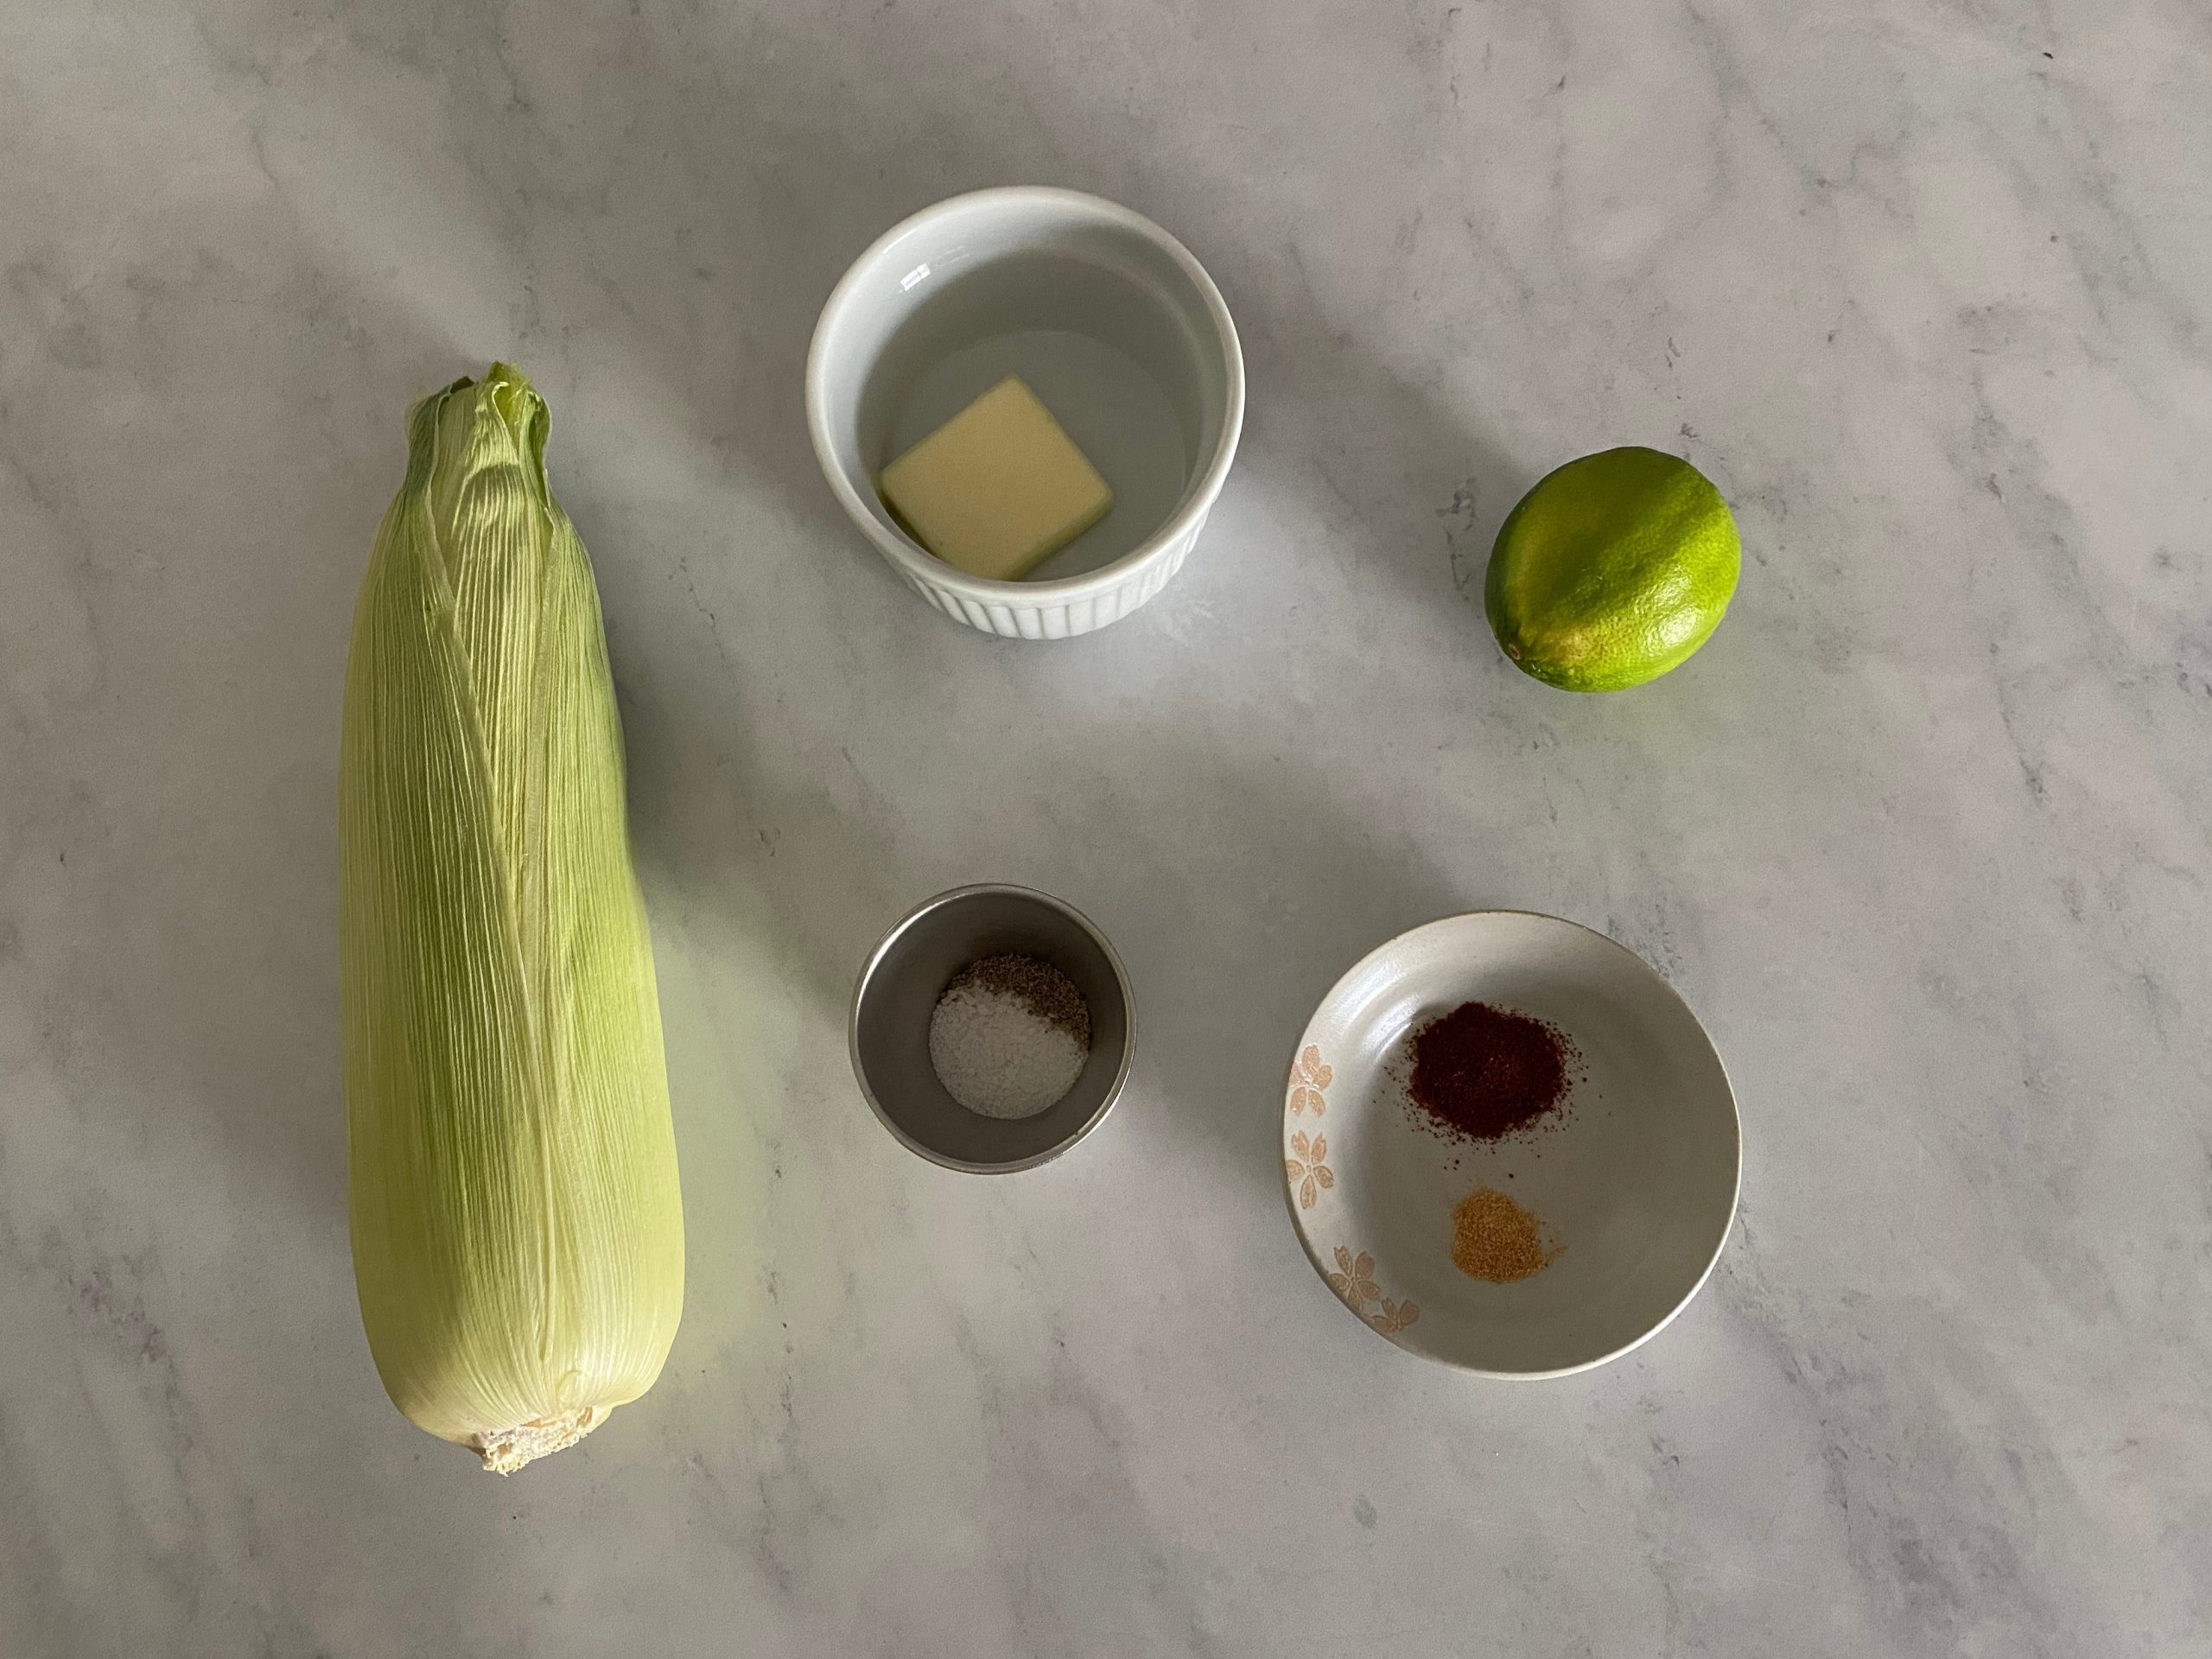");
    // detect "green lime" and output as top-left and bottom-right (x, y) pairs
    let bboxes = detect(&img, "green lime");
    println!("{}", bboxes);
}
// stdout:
(1484, 447), (1740, 692)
